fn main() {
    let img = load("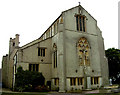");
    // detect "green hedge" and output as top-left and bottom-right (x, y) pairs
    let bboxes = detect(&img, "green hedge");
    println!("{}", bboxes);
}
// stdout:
(14, 66), (45, 92)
